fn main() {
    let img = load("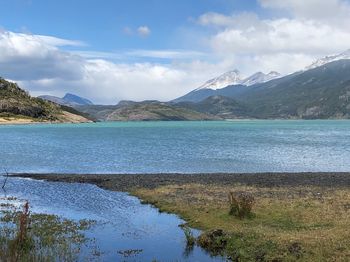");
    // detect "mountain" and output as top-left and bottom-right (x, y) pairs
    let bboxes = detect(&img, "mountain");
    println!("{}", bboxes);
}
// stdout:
(39, 93), (93, 106)
(233, 59), (350, 119)
(175, 59), (350, 119)
(175, 96), (249, 119)
(75, 105), (119, 121)
(306, 49), (350, 70)
(62, 93), (93, 105)
(0, 78), (93, 123)
(174, 70), (281, 103)
(195, 70), (242, 91)
(241, 71), (281, 86)
(77, 100), (219, 121)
